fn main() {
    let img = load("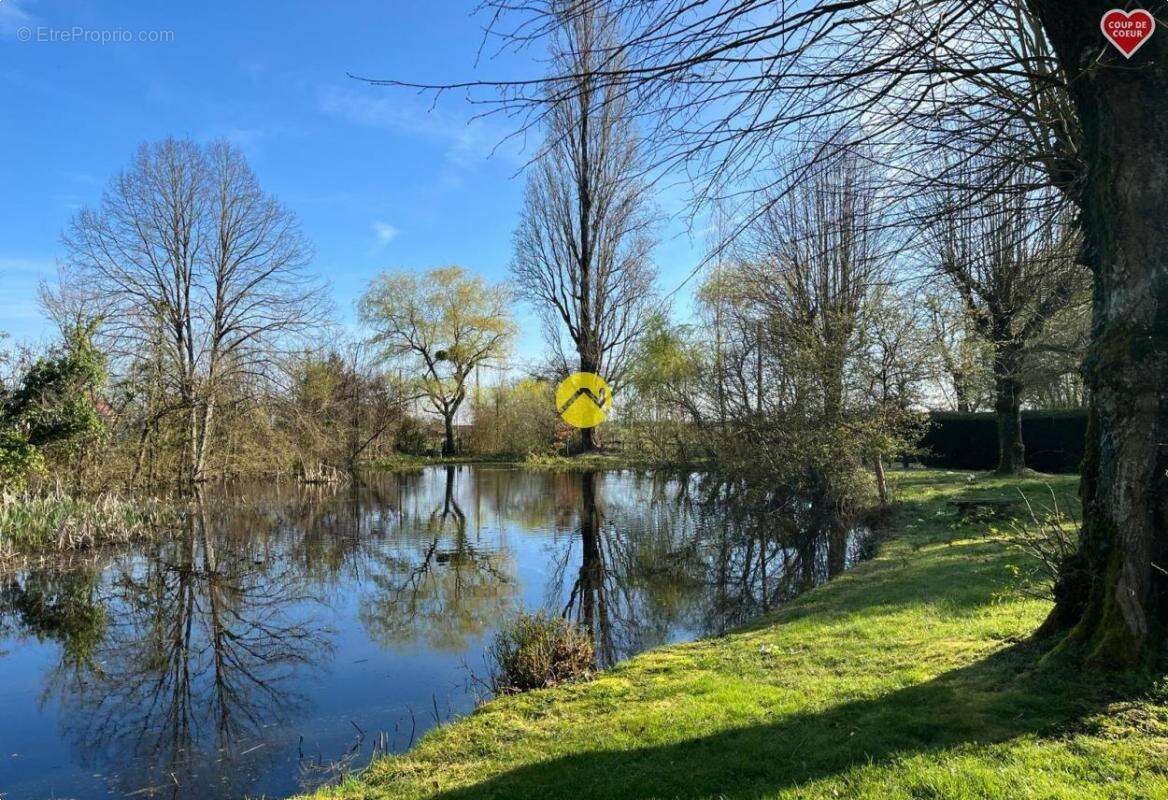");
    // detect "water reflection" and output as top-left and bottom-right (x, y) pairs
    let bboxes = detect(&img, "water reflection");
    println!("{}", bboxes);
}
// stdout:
(361, 467), (517, 651)
(0, 467), (870, 800)
(0, 565), (108, 670)
(46, 499), (329, 798)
